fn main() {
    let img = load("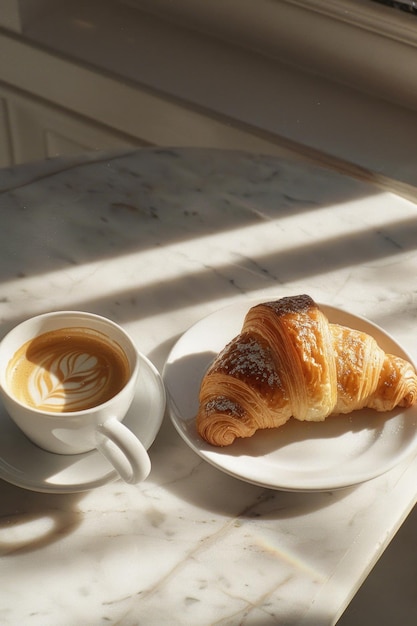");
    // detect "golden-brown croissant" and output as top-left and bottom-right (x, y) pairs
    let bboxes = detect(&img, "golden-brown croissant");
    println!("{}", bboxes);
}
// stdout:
(196, 295), (417, 446)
